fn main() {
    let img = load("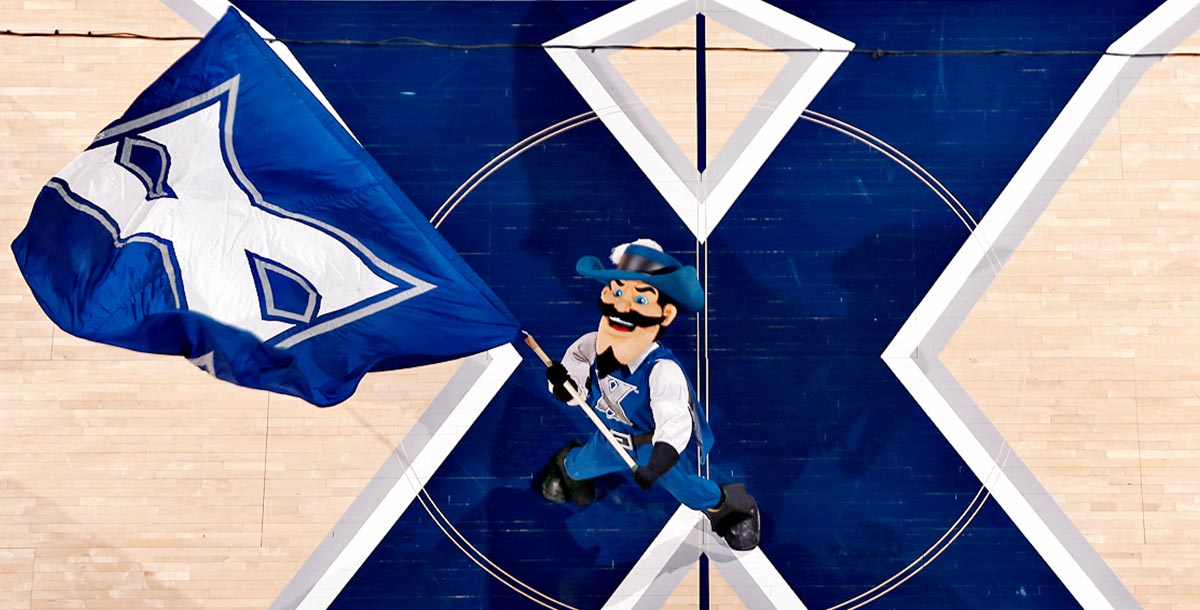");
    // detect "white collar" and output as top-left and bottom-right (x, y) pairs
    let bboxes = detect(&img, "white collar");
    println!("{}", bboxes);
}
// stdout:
(623, 341), (659, 373)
